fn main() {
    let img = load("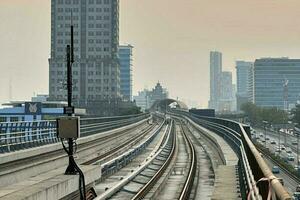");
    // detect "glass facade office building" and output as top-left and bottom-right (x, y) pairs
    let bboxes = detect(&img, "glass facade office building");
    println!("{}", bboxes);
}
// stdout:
(236, 61), (254, 110)
(254, 58), (300, 109)
(118, 45), (133, 101)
